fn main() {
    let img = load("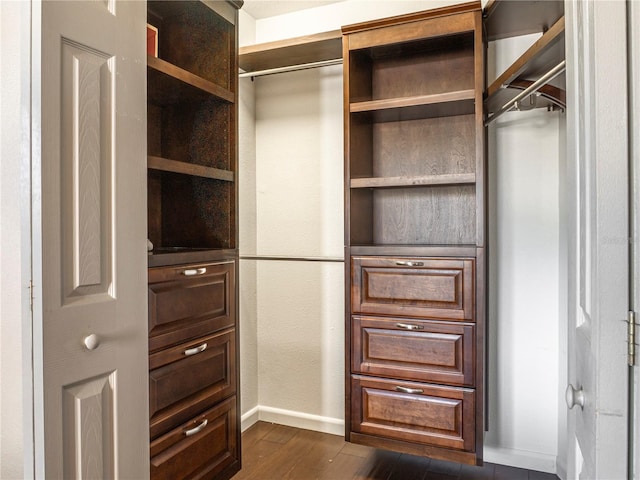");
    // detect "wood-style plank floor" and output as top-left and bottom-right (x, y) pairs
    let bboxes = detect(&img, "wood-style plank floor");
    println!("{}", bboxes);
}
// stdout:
(233, 422), (560, 480)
